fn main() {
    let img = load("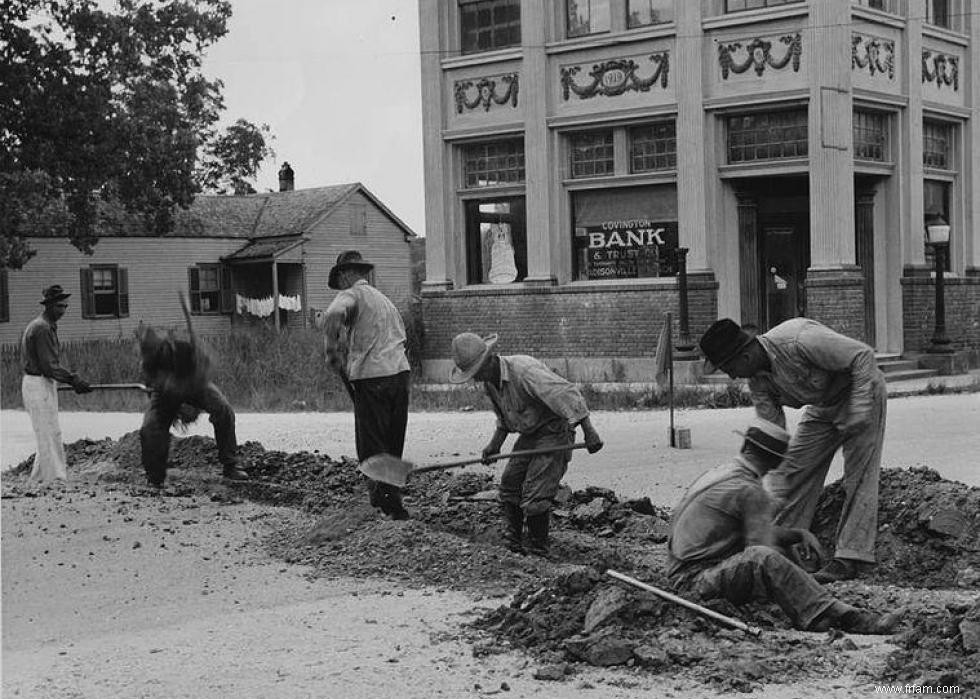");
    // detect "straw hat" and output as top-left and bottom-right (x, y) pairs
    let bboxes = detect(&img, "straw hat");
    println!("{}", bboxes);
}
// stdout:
(734, 419), (790, 460)
(328, 250), (374, 290)
(449, 332), (499, 383)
